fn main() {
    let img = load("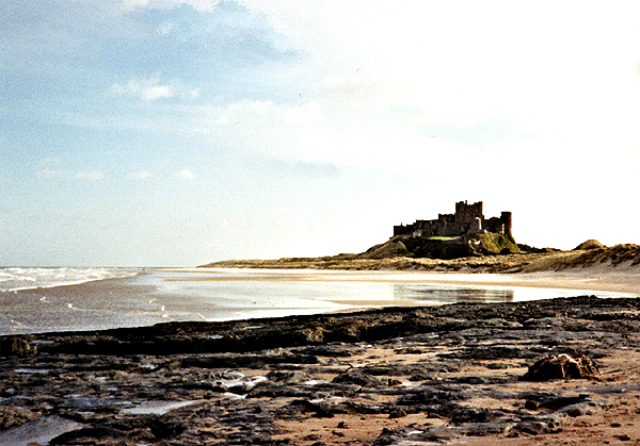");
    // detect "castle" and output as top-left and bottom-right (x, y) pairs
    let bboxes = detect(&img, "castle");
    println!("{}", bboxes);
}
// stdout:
(394, 201), (512, 238)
